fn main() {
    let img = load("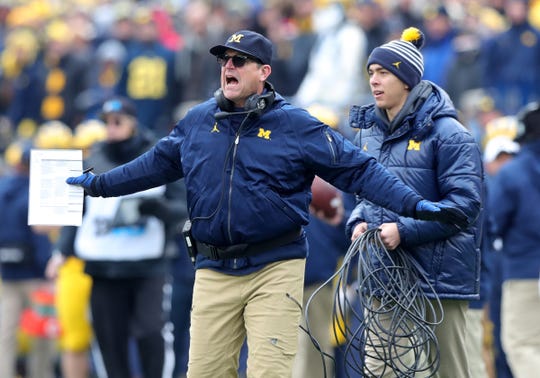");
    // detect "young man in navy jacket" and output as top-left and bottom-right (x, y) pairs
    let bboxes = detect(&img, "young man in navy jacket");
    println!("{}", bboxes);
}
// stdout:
(347, 28), (483, 377)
